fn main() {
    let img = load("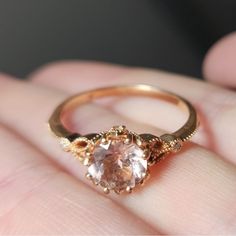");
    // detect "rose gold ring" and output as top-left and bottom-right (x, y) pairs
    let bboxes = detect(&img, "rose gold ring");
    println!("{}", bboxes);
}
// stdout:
(49, 84), (199, 194)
